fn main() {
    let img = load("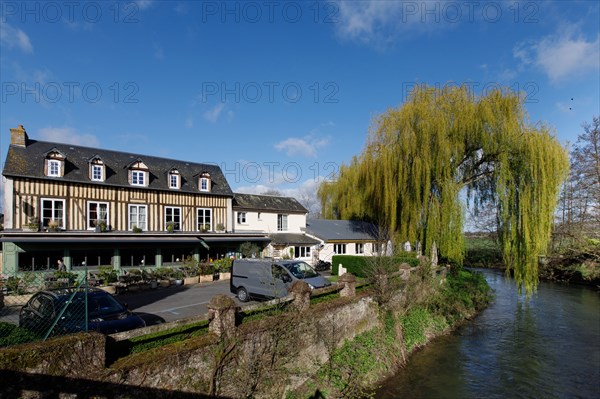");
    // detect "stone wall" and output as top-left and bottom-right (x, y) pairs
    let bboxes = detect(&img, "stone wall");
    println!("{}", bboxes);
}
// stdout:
(0, 276), (389, 398)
